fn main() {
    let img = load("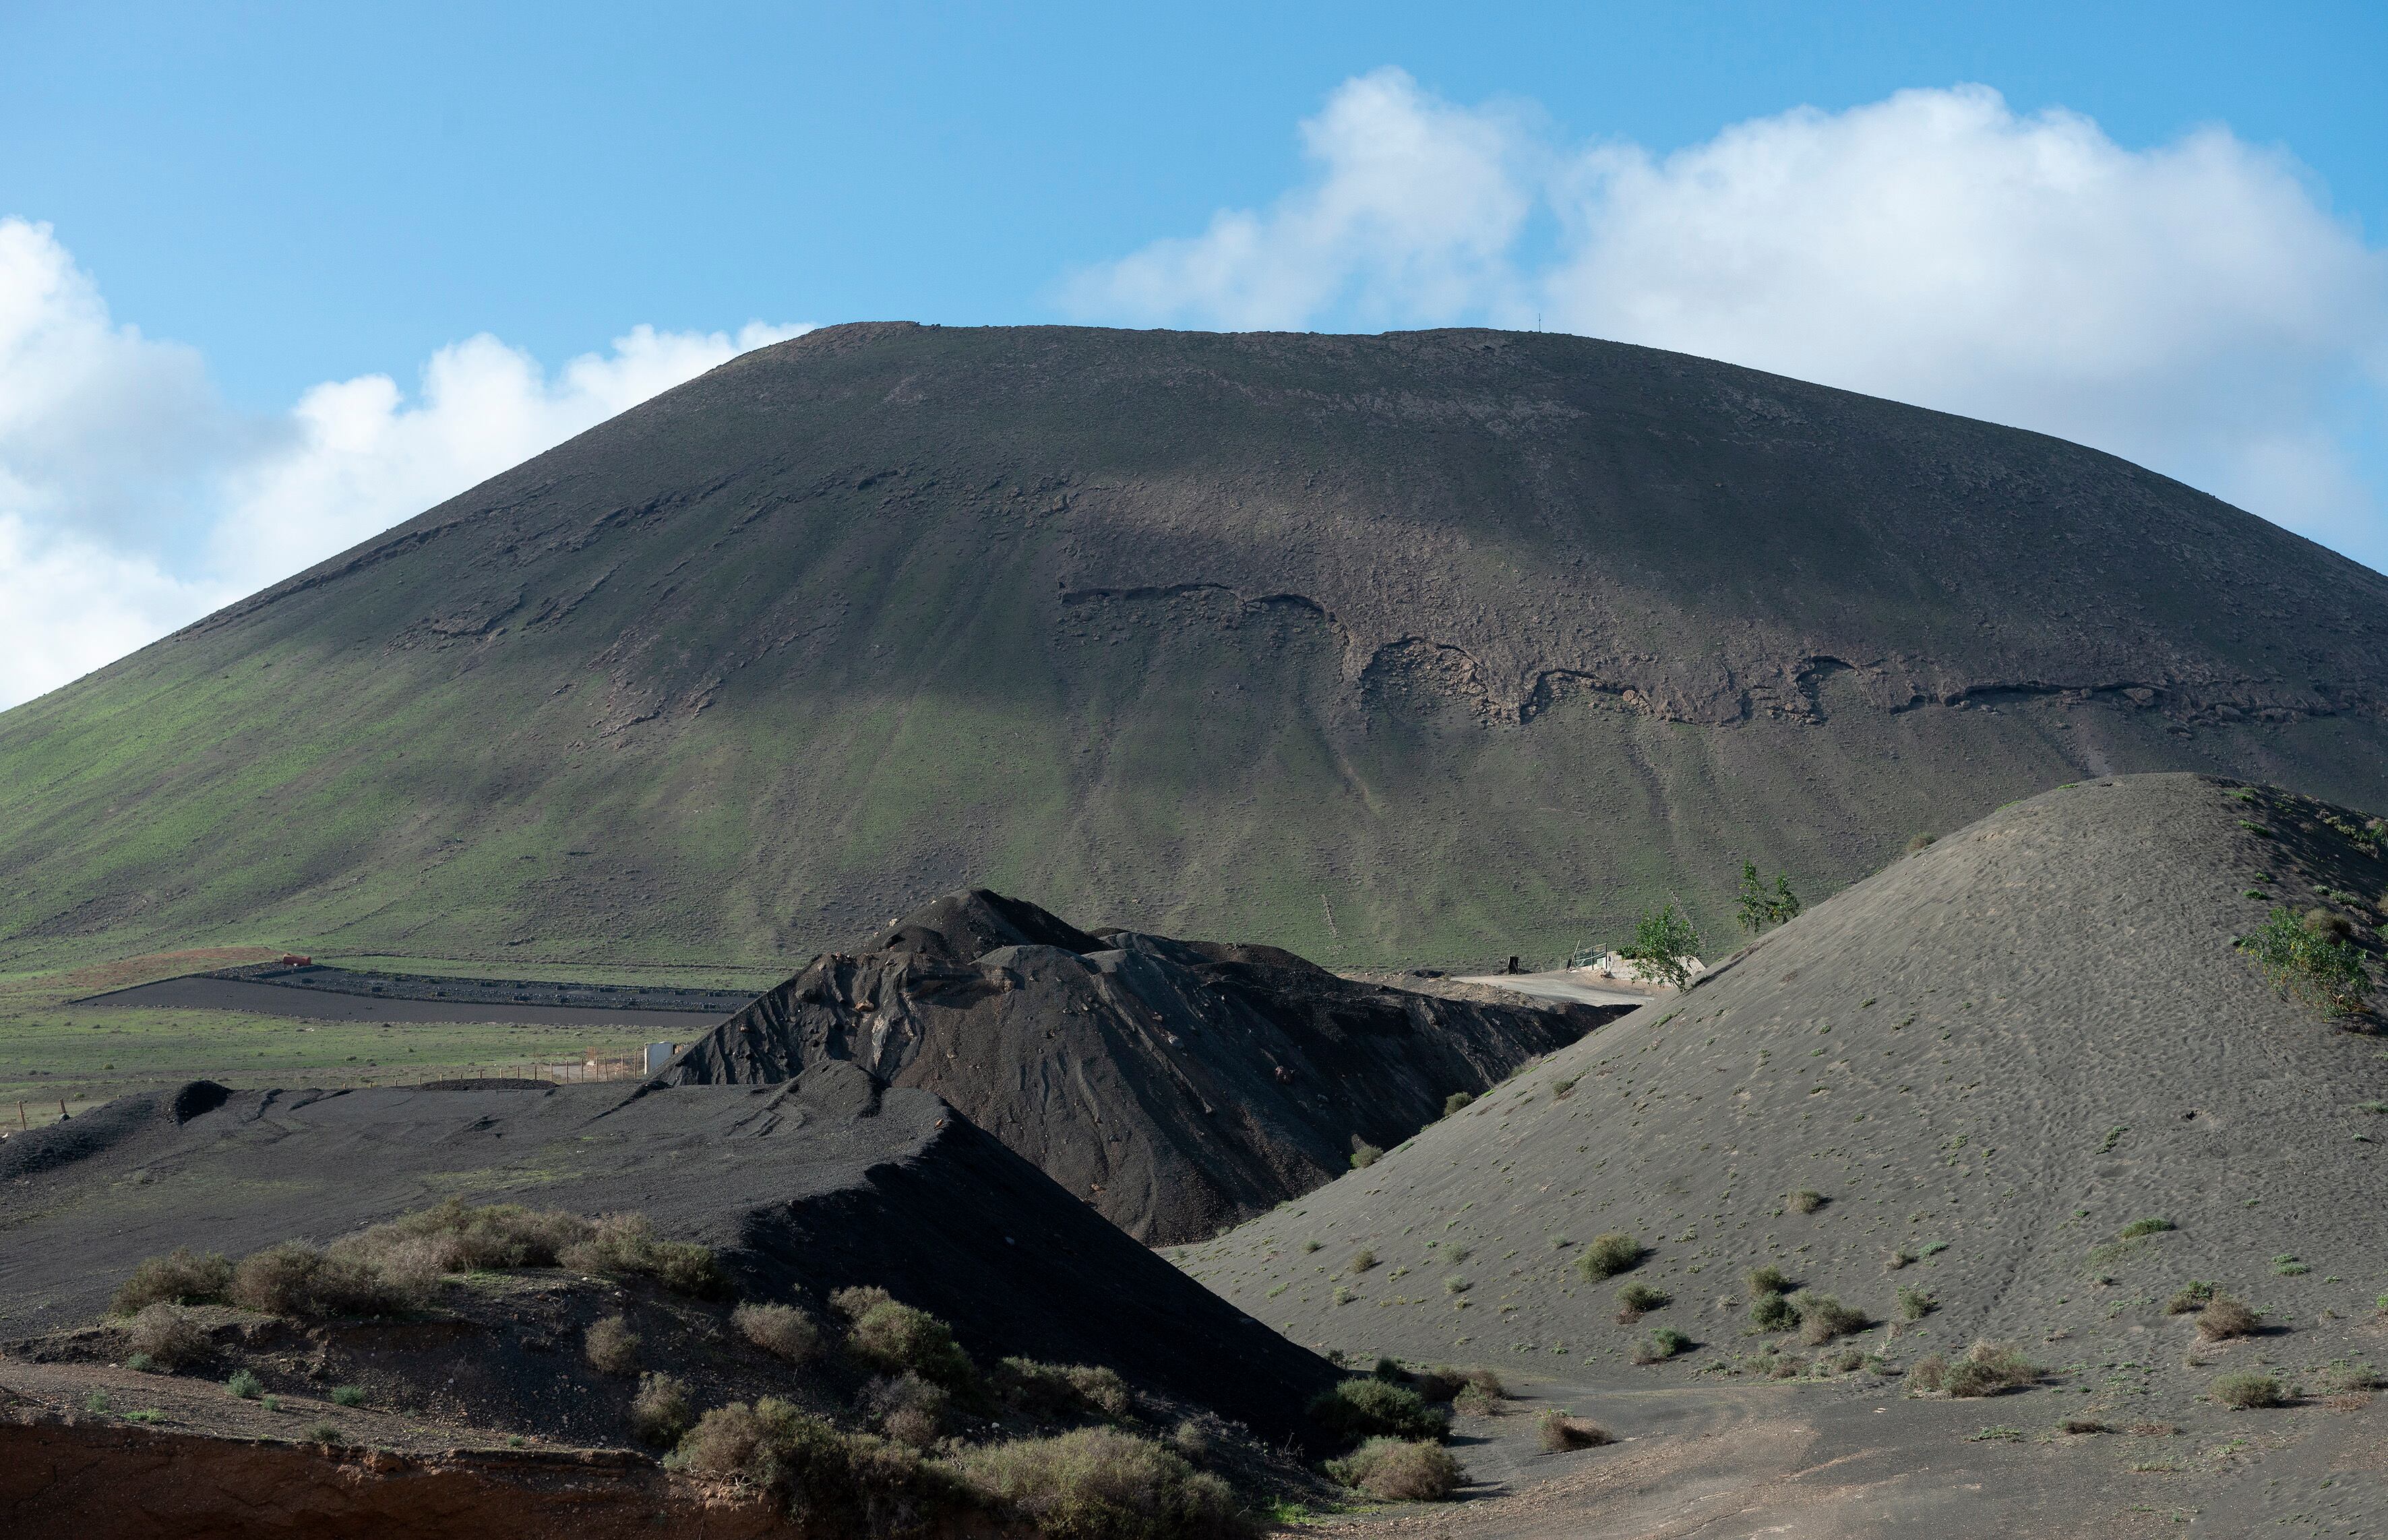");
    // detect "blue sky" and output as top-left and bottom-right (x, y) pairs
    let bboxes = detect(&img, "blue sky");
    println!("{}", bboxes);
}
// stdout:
(2, 1), (2385, 706)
